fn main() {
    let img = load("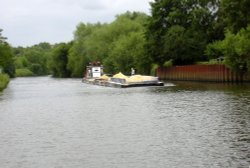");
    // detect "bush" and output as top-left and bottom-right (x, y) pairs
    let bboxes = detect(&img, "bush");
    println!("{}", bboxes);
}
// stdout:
(163, 59), (173, 68)
(196, 59), (223, 65)
(29, 63), (43, 75)
(150, 63), (159, 76)
(205, 26), (250, 73)
(0, 74), (10, 91)
(205, 42), (224, 60)
(15, 68), (33, 77)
